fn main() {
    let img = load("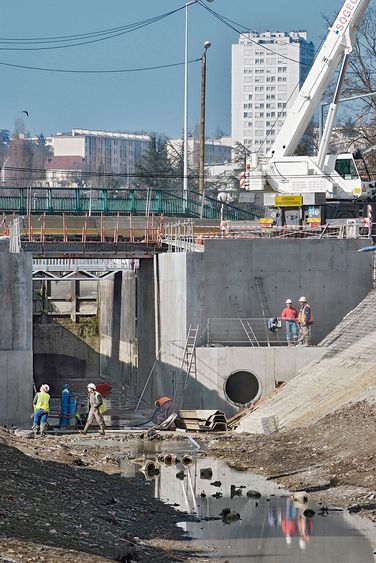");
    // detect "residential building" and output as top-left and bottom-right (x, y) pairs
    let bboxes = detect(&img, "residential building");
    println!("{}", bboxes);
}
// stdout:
(167, 138), (232, 167)
(45, 155), (86, 188)
(51, 129), (150, 187)
(231, 31), (314, 153)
